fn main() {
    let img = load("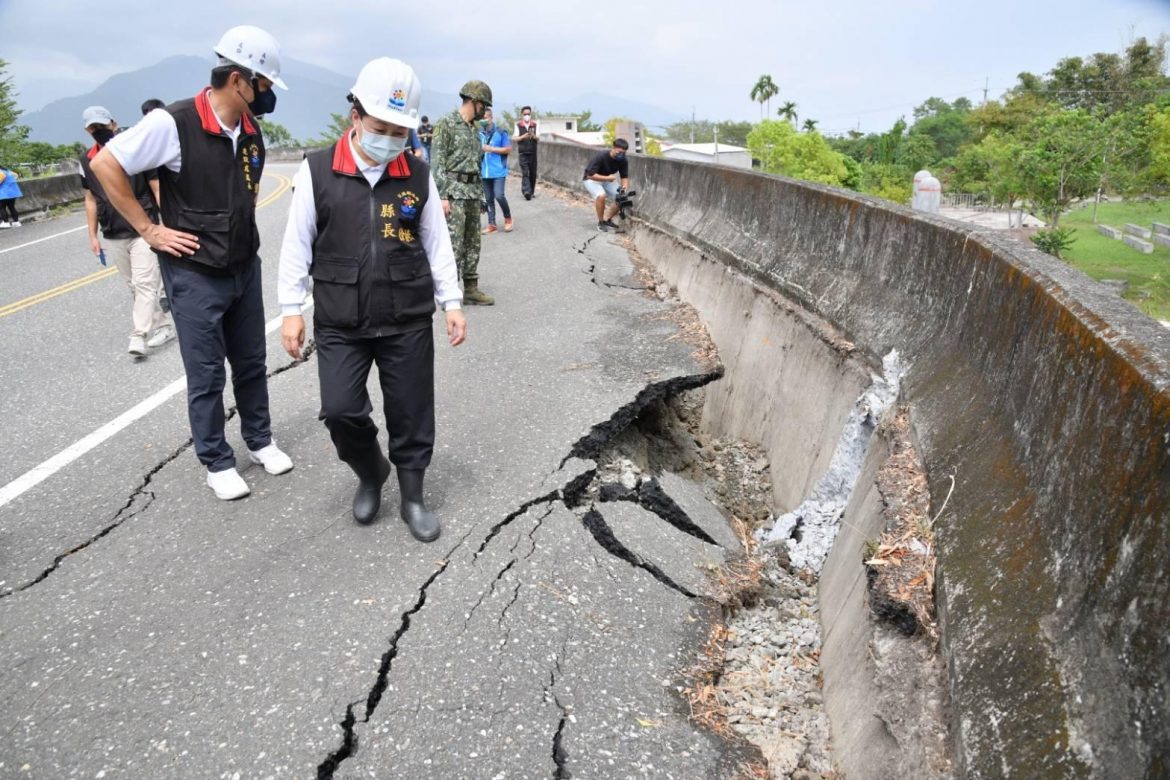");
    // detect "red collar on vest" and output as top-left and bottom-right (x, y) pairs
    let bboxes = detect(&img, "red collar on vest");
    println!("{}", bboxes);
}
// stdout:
(332, 130), (412, 179)
(86, 143), (101, 160)
(195, 88), (257, 137)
